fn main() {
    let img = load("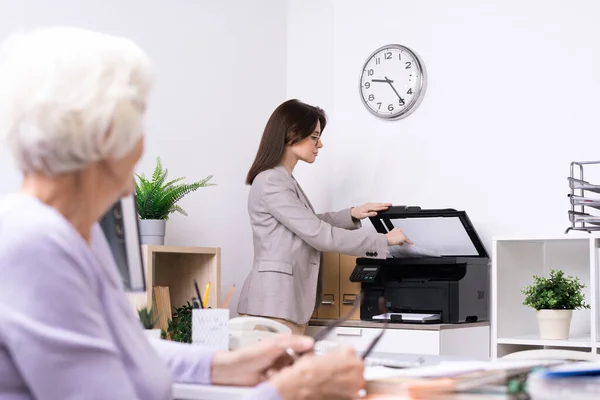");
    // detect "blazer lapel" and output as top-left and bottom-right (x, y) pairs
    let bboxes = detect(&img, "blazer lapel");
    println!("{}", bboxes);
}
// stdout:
(273, 165), (314, 212)
(294, 179), (315, 213)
